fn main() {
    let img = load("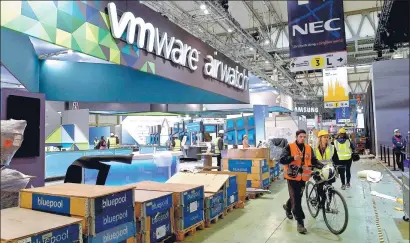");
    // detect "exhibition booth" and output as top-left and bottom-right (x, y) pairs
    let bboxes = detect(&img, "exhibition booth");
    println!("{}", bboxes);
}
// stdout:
(1, 0), (251, 187)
